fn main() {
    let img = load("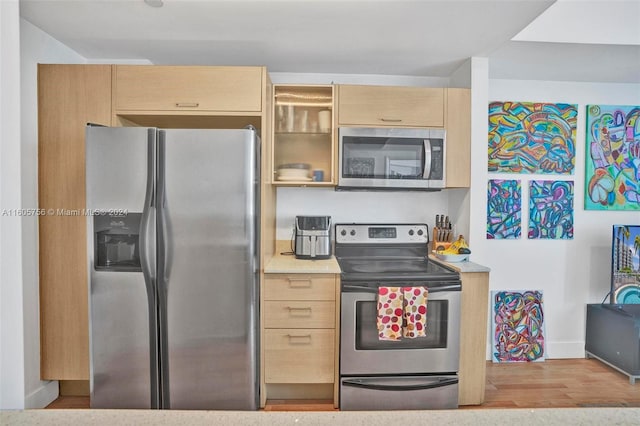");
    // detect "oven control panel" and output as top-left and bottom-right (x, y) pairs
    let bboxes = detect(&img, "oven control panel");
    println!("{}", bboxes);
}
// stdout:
(335, 224), (429, 244)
